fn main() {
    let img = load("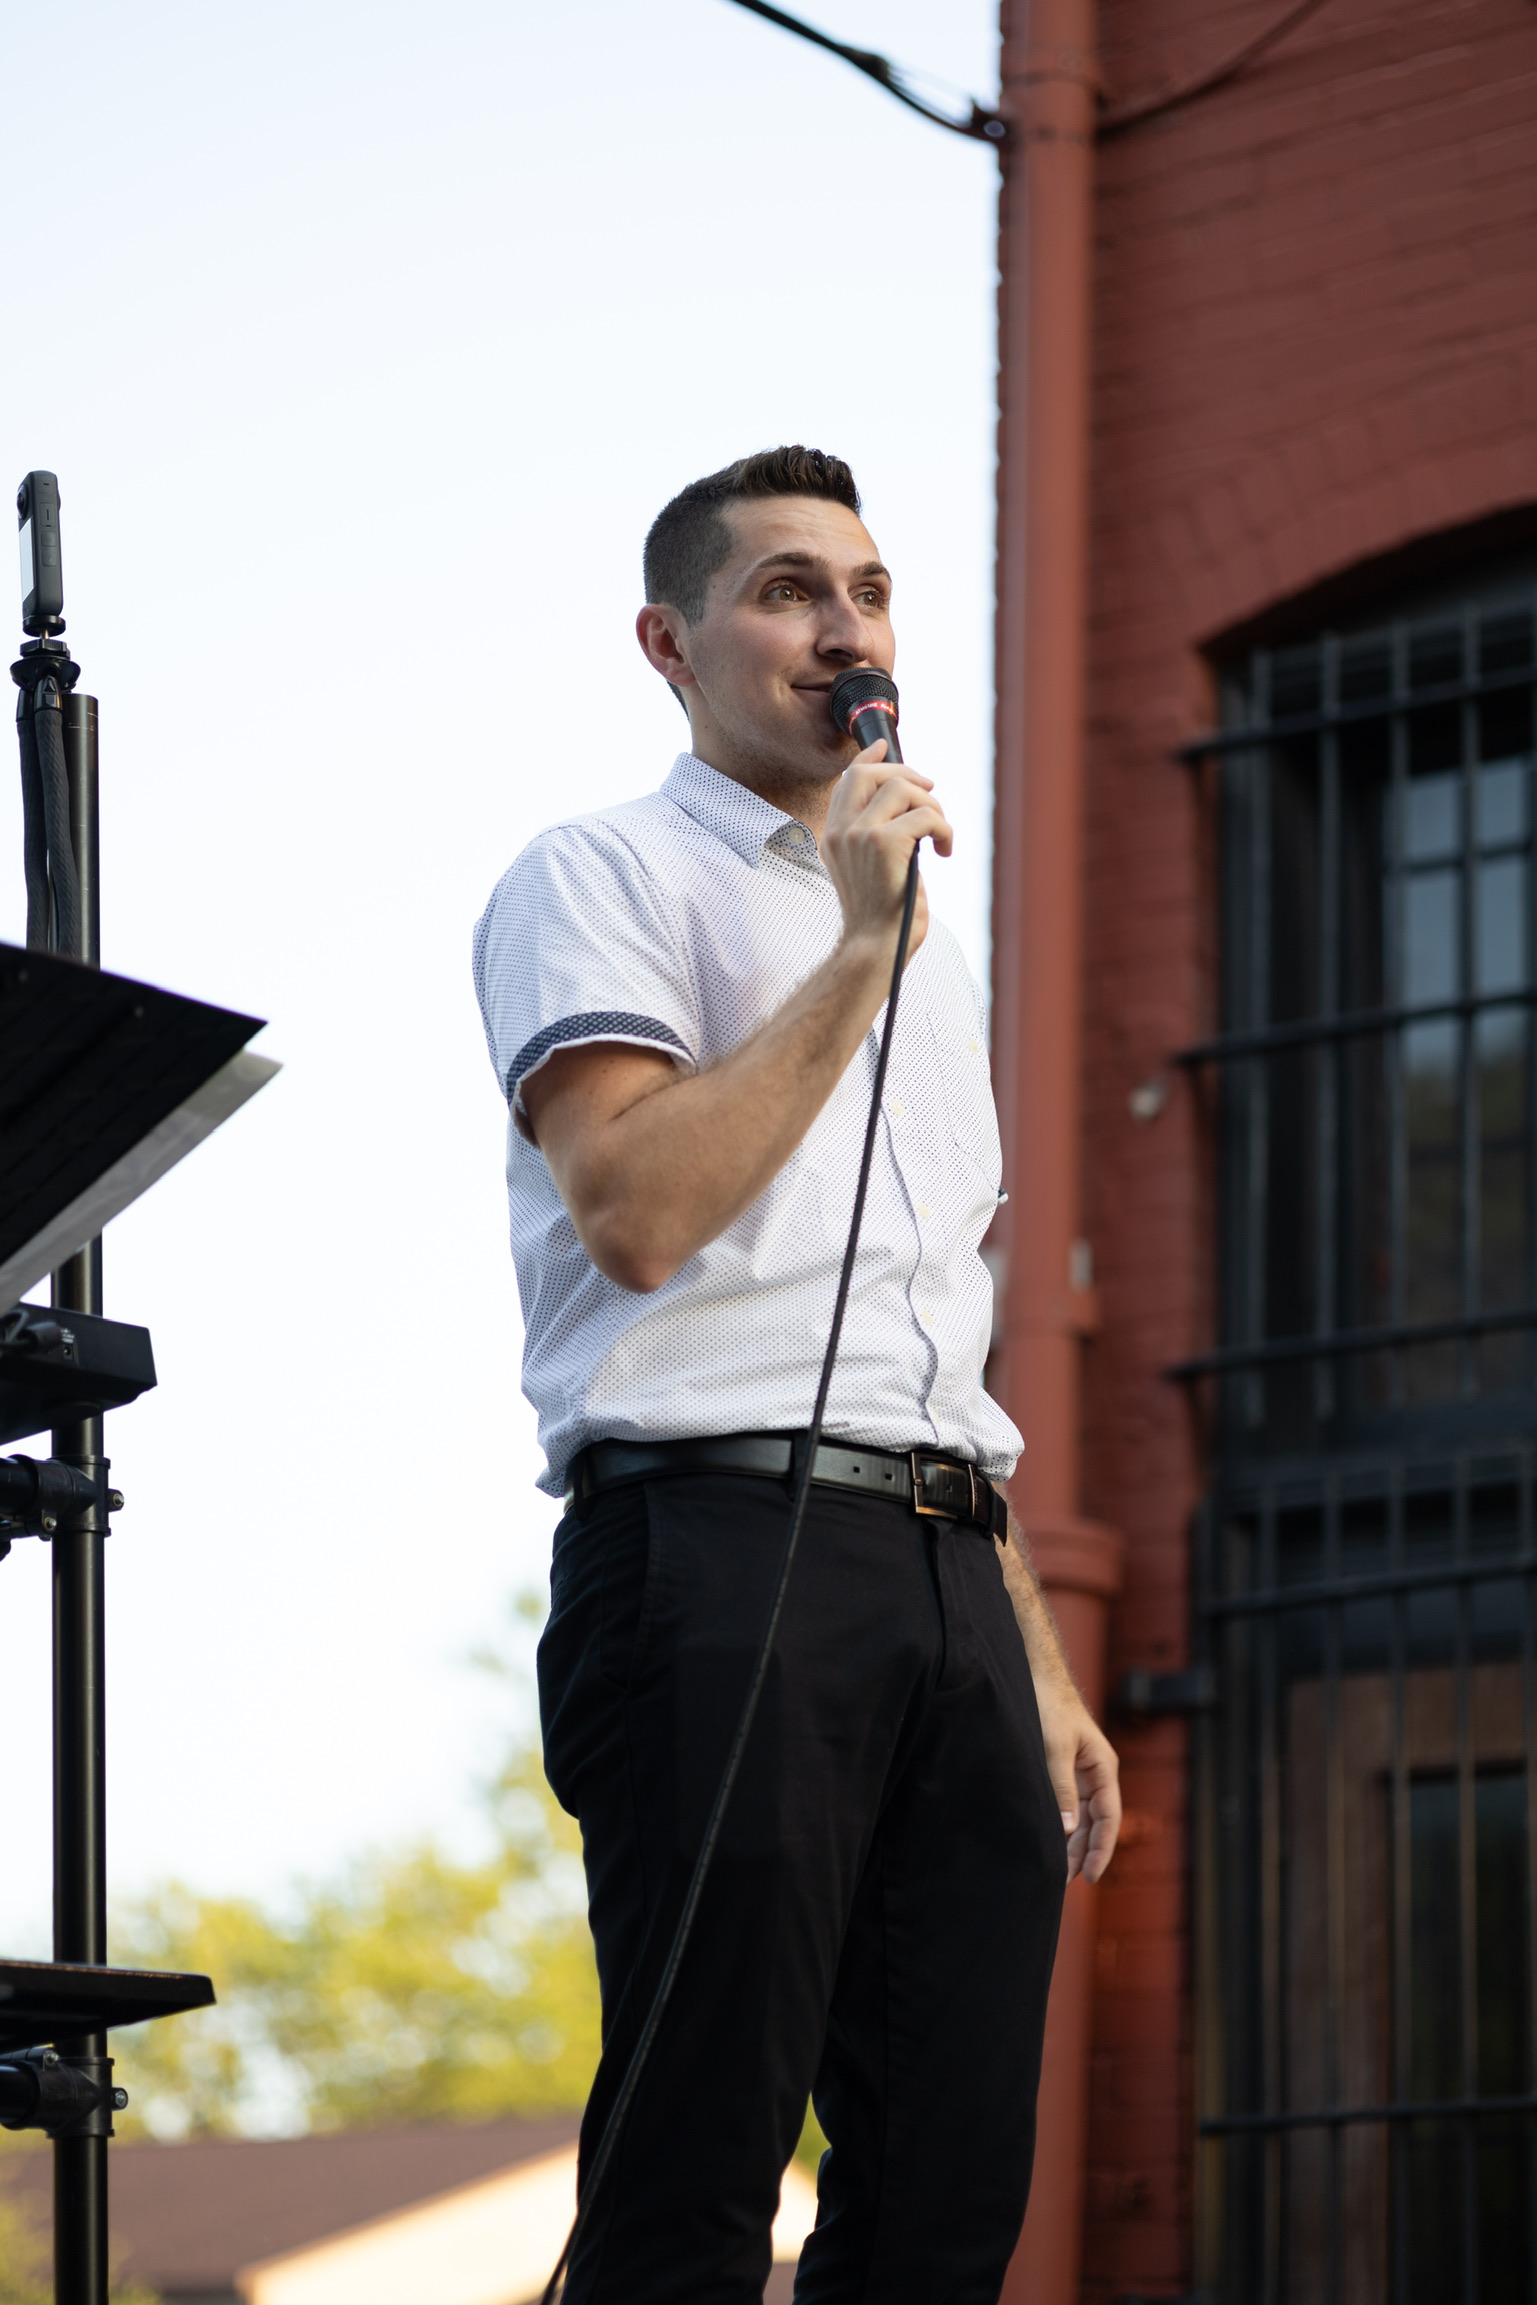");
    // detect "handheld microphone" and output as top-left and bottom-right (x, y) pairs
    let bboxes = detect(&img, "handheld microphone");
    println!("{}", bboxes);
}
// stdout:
(830, 665), (903, 763)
